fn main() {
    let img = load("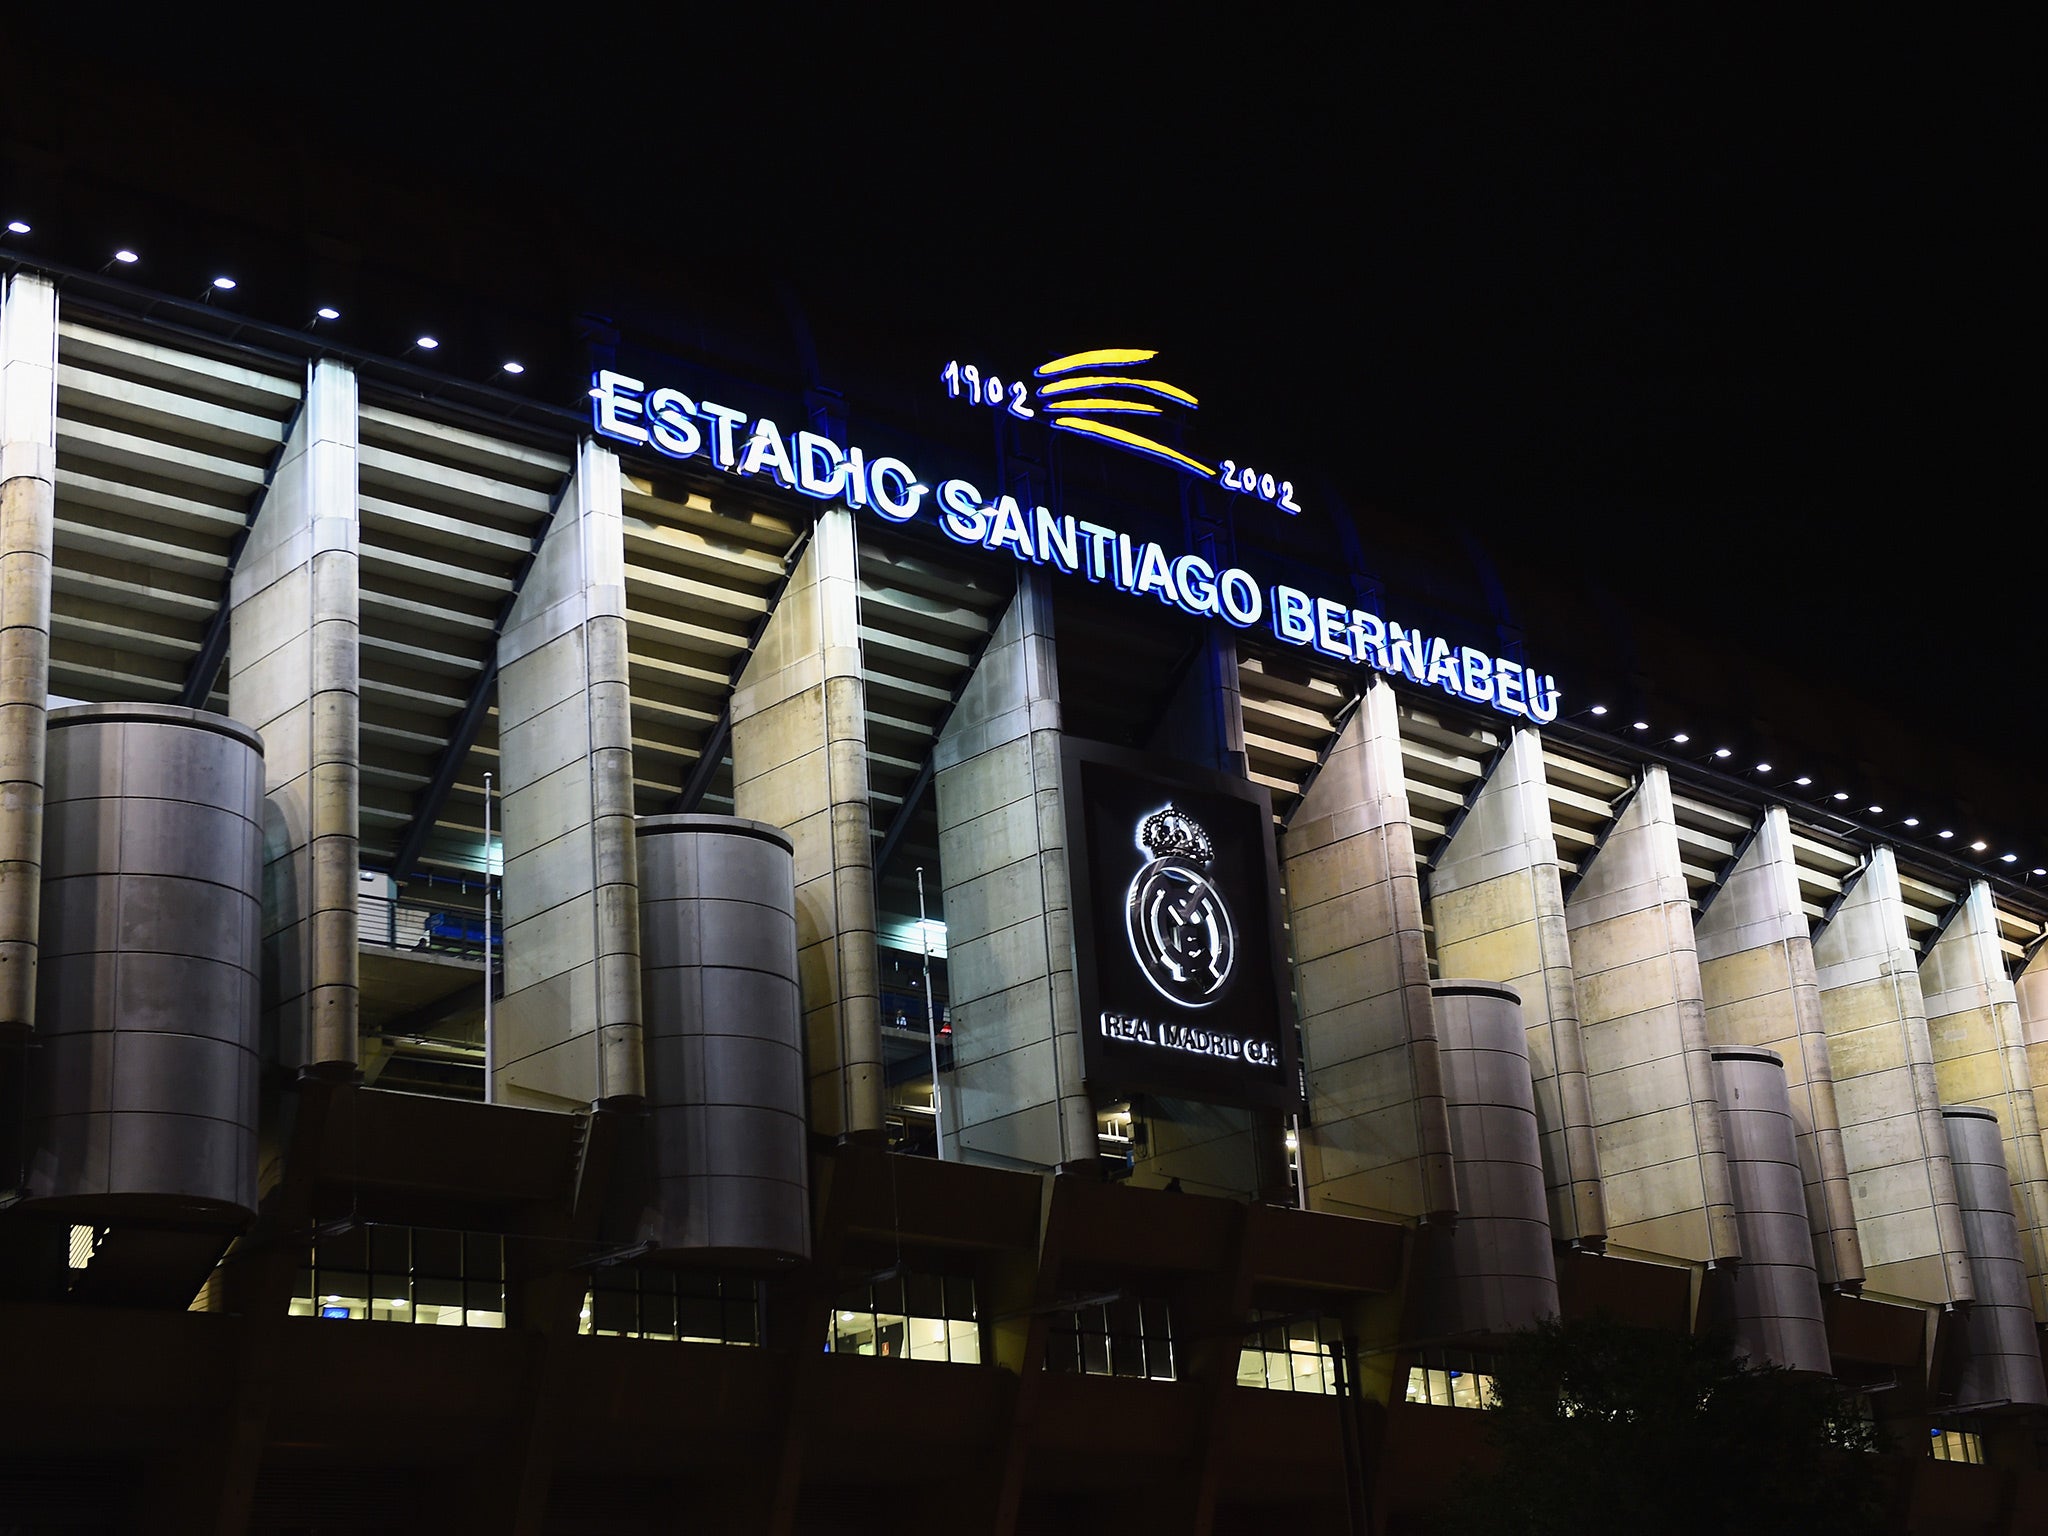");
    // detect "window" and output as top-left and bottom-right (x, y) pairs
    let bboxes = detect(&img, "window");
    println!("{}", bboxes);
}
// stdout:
(1402, 1348), (1496, 1409)
(1238, 1312), (1344, 1395)
(1930, 1418), (1984, 1464)
(826, 1271), (979, 1362)
(582, 1267), (758, 1345)
(289, 1225), (505, 1327)
(1043, 1296), (1175, 1381)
